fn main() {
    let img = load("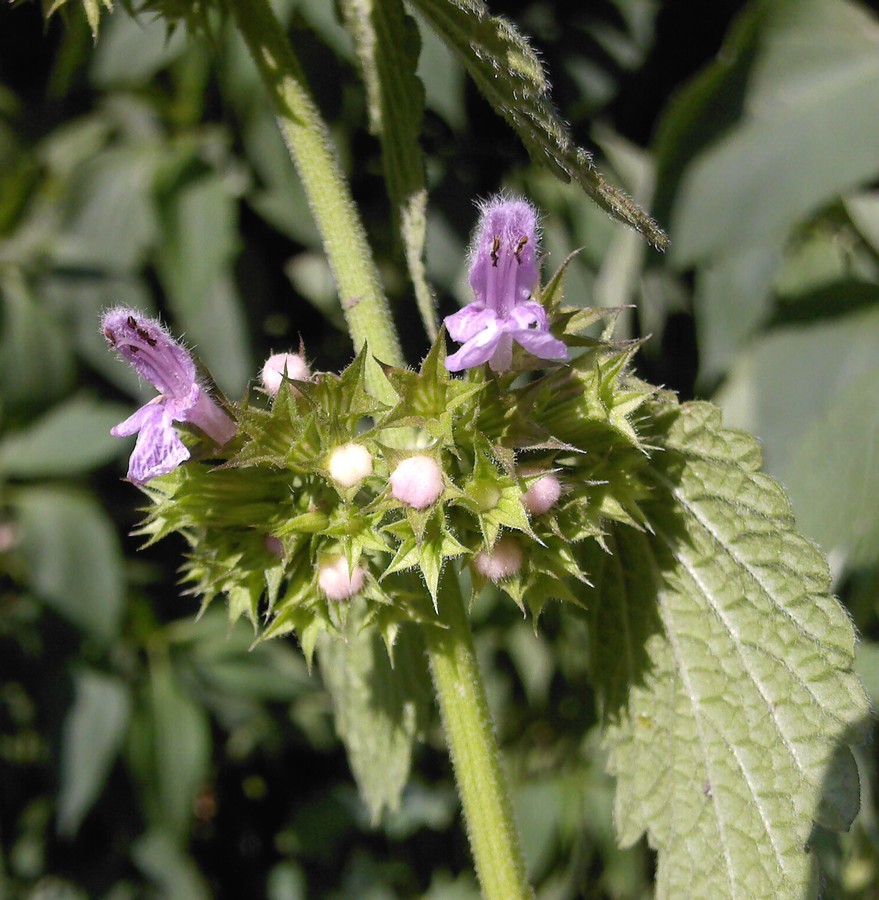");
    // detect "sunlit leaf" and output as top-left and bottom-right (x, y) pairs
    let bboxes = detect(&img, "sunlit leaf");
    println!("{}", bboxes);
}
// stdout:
(590, 400), (868, 898)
